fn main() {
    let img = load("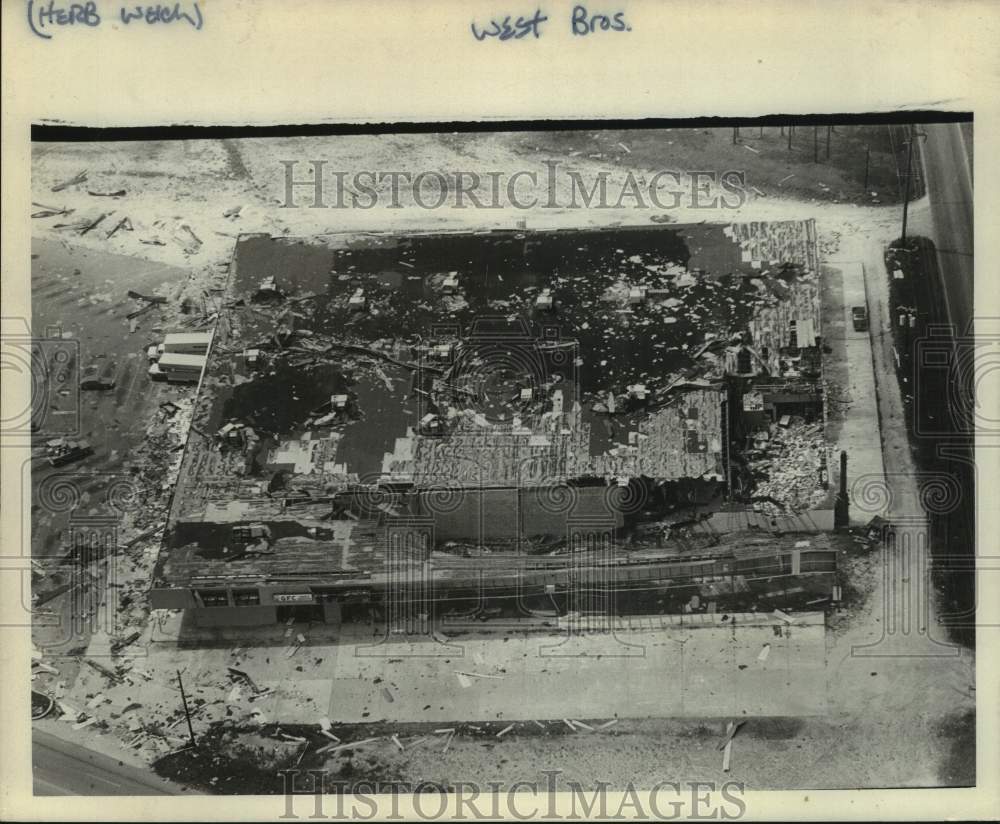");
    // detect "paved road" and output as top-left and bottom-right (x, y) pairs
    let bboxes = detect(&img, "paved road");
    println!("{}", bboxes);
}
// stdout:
(32, 729), (196, 796)
(917, 122), (974, 334)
